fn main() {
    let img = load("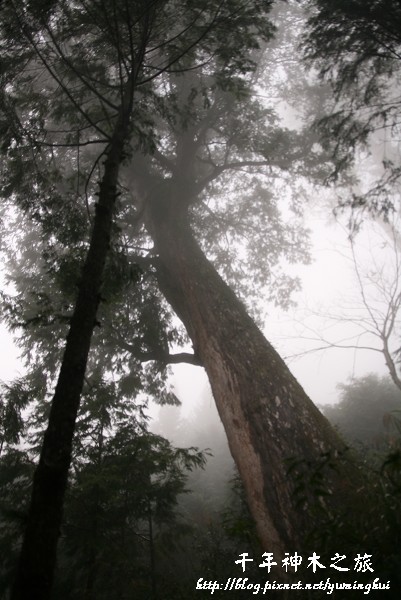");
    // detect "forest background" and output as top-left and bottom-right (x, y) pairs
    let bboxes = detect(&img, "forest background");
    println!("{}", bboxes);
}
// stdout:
(0, 0), (401, 599)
